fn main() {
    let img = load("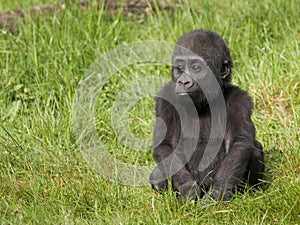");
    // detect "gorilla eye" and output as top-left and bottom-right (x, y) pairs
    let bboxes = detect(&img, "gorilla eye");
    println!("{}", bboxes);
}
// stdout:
(191, 64), (202, 72)
(176, 64), (184, 71)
